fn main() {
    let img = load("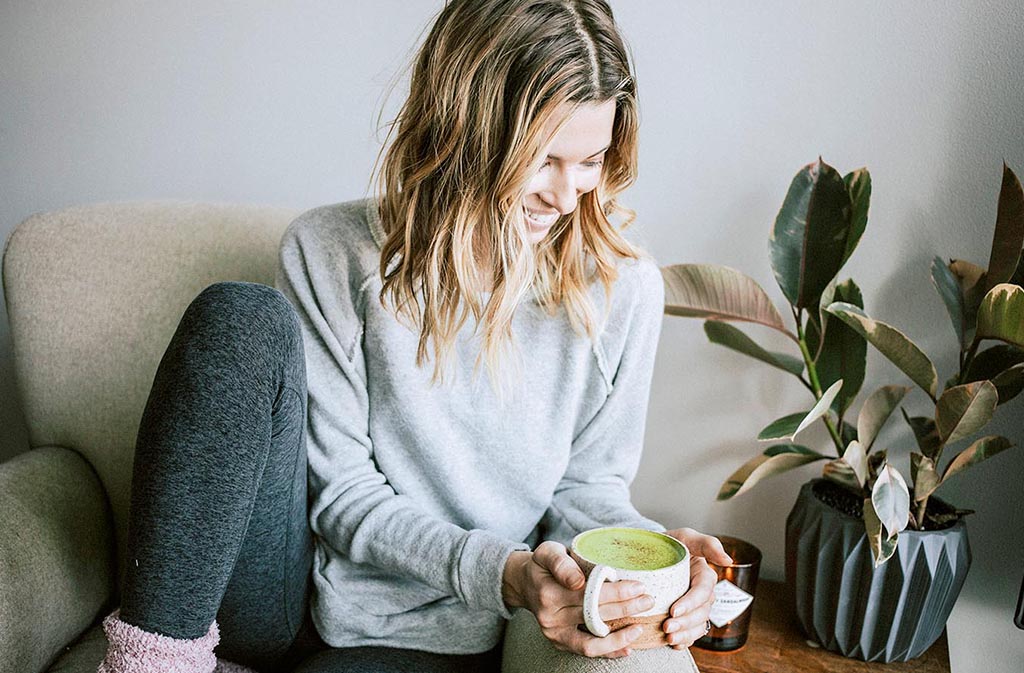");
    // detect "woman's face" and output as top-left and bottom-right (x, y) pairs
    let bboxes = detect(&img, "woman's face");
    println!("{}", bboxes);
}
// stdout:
(522, 99), (616, 244)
